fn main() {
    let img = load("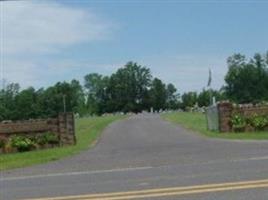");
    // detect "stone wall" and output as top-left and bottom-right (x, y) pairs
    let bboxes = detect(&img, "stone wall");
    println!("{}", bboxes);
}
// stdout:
(0, 113), (76, 145)
(217, 102), (268, 132)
